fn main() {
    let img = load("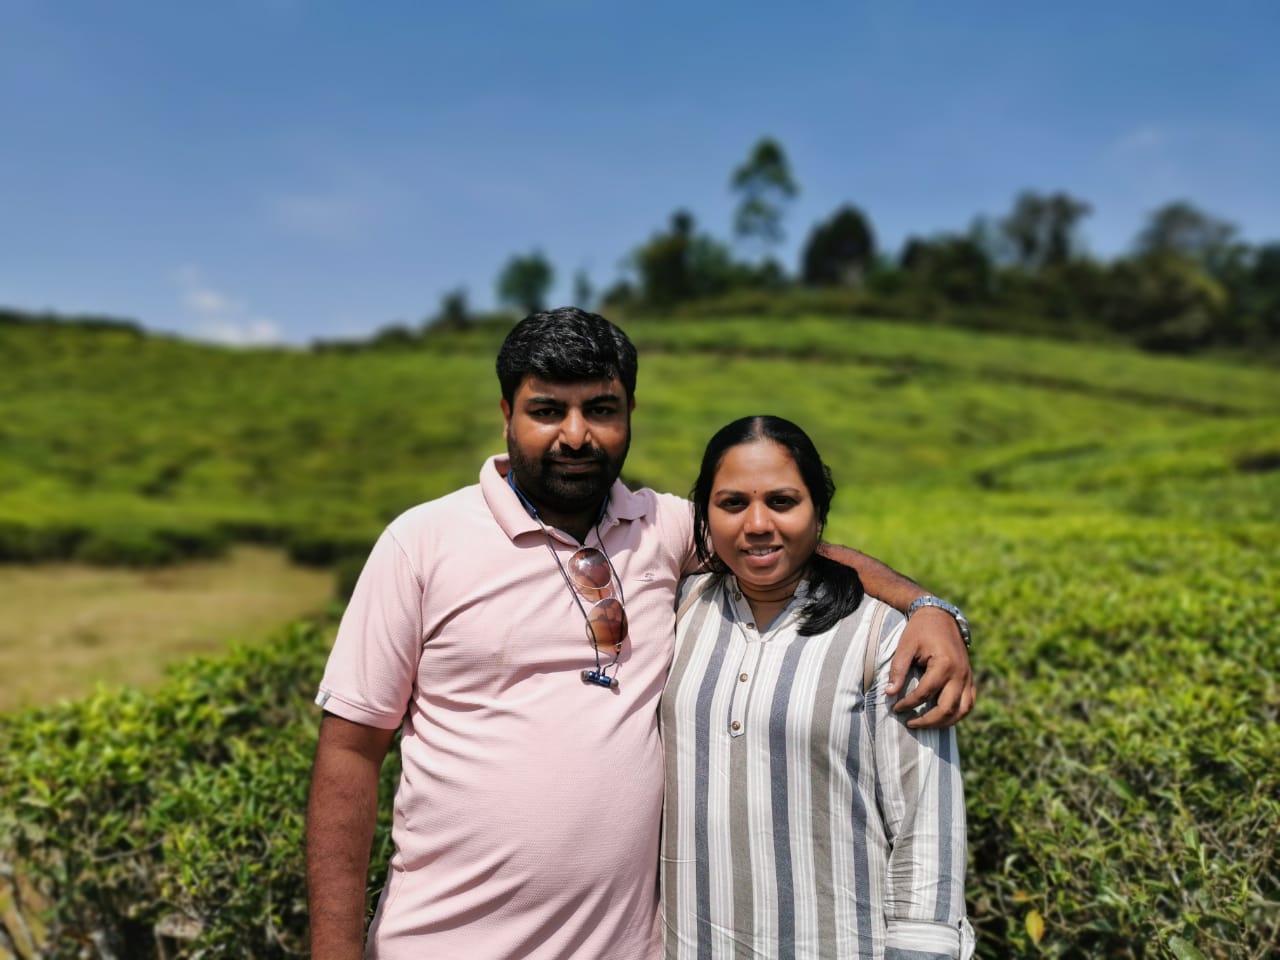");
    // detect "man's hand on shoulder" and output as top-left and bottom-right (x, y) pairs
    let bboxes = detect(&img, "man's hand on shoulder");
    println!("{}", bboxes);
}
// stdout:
(887, 605), (976, 729)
